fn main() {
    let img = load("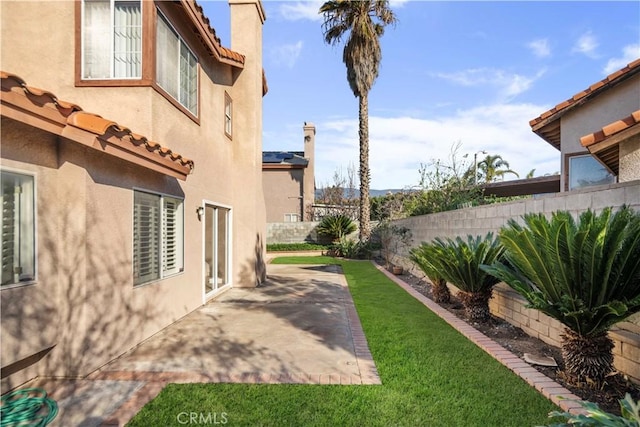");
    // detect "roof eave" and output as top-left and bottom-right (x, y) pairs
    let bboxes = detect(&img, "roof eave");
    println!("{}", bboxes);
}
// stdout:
(181, 0), (245, 69)
(1, 73), (193, 180)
